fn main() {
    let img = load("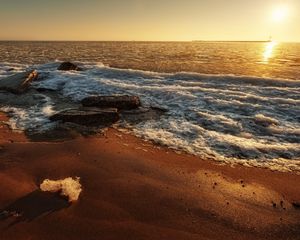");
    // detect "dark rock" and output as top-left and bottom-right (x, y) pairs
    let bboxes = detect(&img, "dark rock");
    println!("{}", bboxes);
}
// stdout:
(150, 106), (168, 113)
(57, 62), (81, 71)
(0, 70), (38, 94)
(81, 95), (141, 110)
(49, 107), (119, 126)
